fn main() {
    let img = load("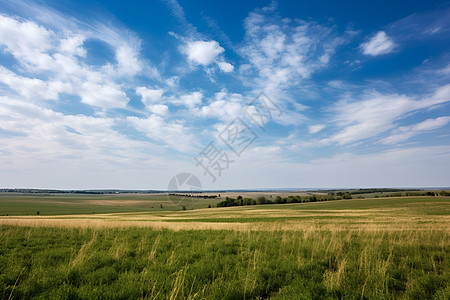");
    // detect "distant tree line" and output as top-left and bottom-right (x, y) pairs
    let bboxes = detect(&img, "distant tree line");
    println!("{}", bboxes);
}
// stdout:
(216, 193), (352, 207)
(168, 193), (218, 199)
(374, 191), (449, 197)
(0, 189), (66, 193)
(216, 190), (450, 207)
(327, 188), (421, 196)
(0, 189), (108, 194)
